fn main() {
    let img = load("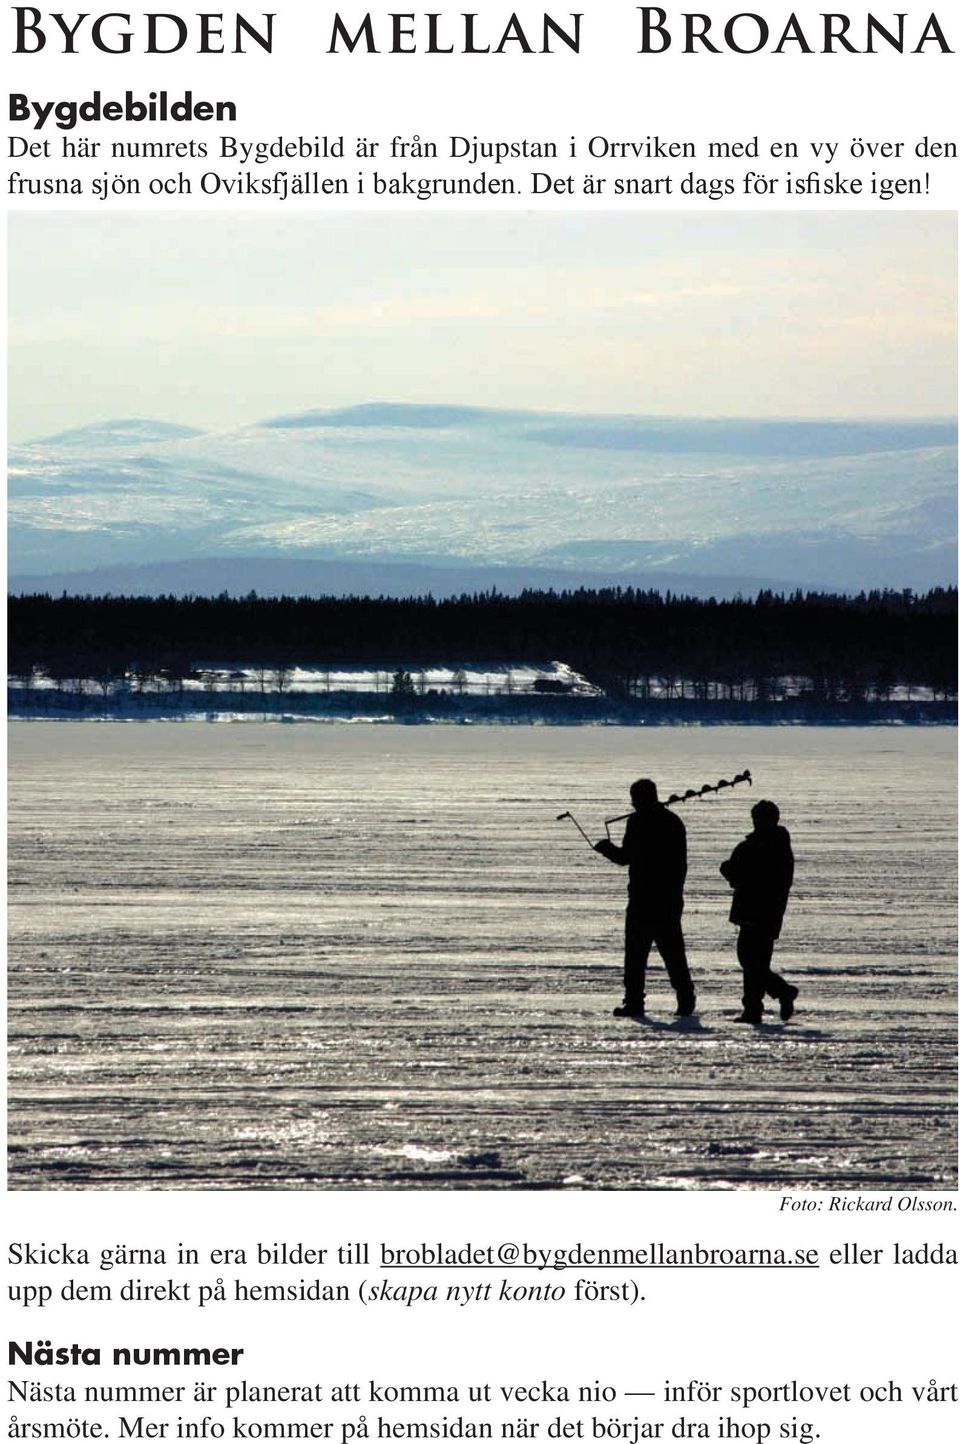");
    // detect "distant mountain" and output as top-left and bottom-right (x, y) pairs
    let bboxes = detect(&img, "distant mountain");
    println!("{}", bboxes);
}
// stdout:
(7, 555), (789, 602)
(36, 419), (207, 449)
(525, 417), (957, 458)
(261, 403), (531, 430)
(9, 404), (957, 595)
